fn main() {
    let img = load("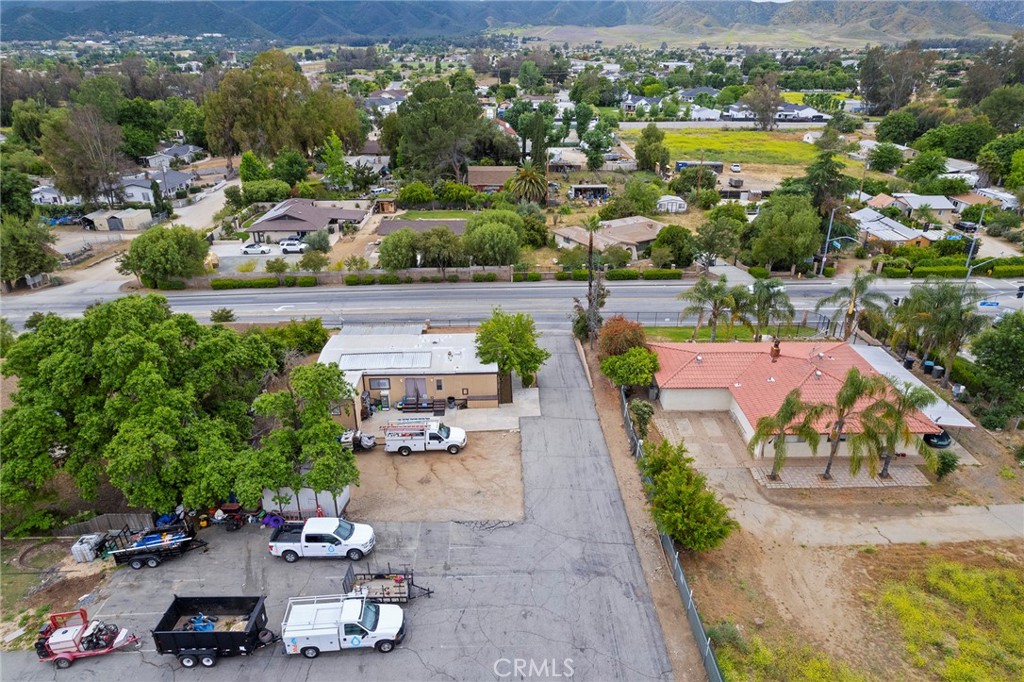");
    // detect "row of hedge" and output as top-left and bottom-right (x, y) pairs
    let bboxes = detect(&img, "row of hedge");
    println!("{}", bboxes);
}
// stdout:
(211, 276), (317, 289)
(512, 273), (544, 282)
(142, 276), (186, 290)
(557, 268), (684, 281)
